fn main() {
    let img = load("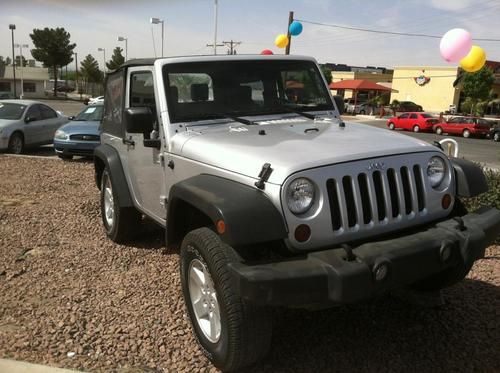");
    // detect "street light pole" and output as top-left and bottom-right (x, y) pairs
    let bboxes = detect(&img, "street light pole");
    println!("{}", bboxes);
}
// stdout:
(15, 44), (29, 98)
(117, 36), (128, 61)
(98, 47), (106, 73)
(9, 24), (16, 98)
(150, 17), (164, 57)
(213, 0), (218, 55)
